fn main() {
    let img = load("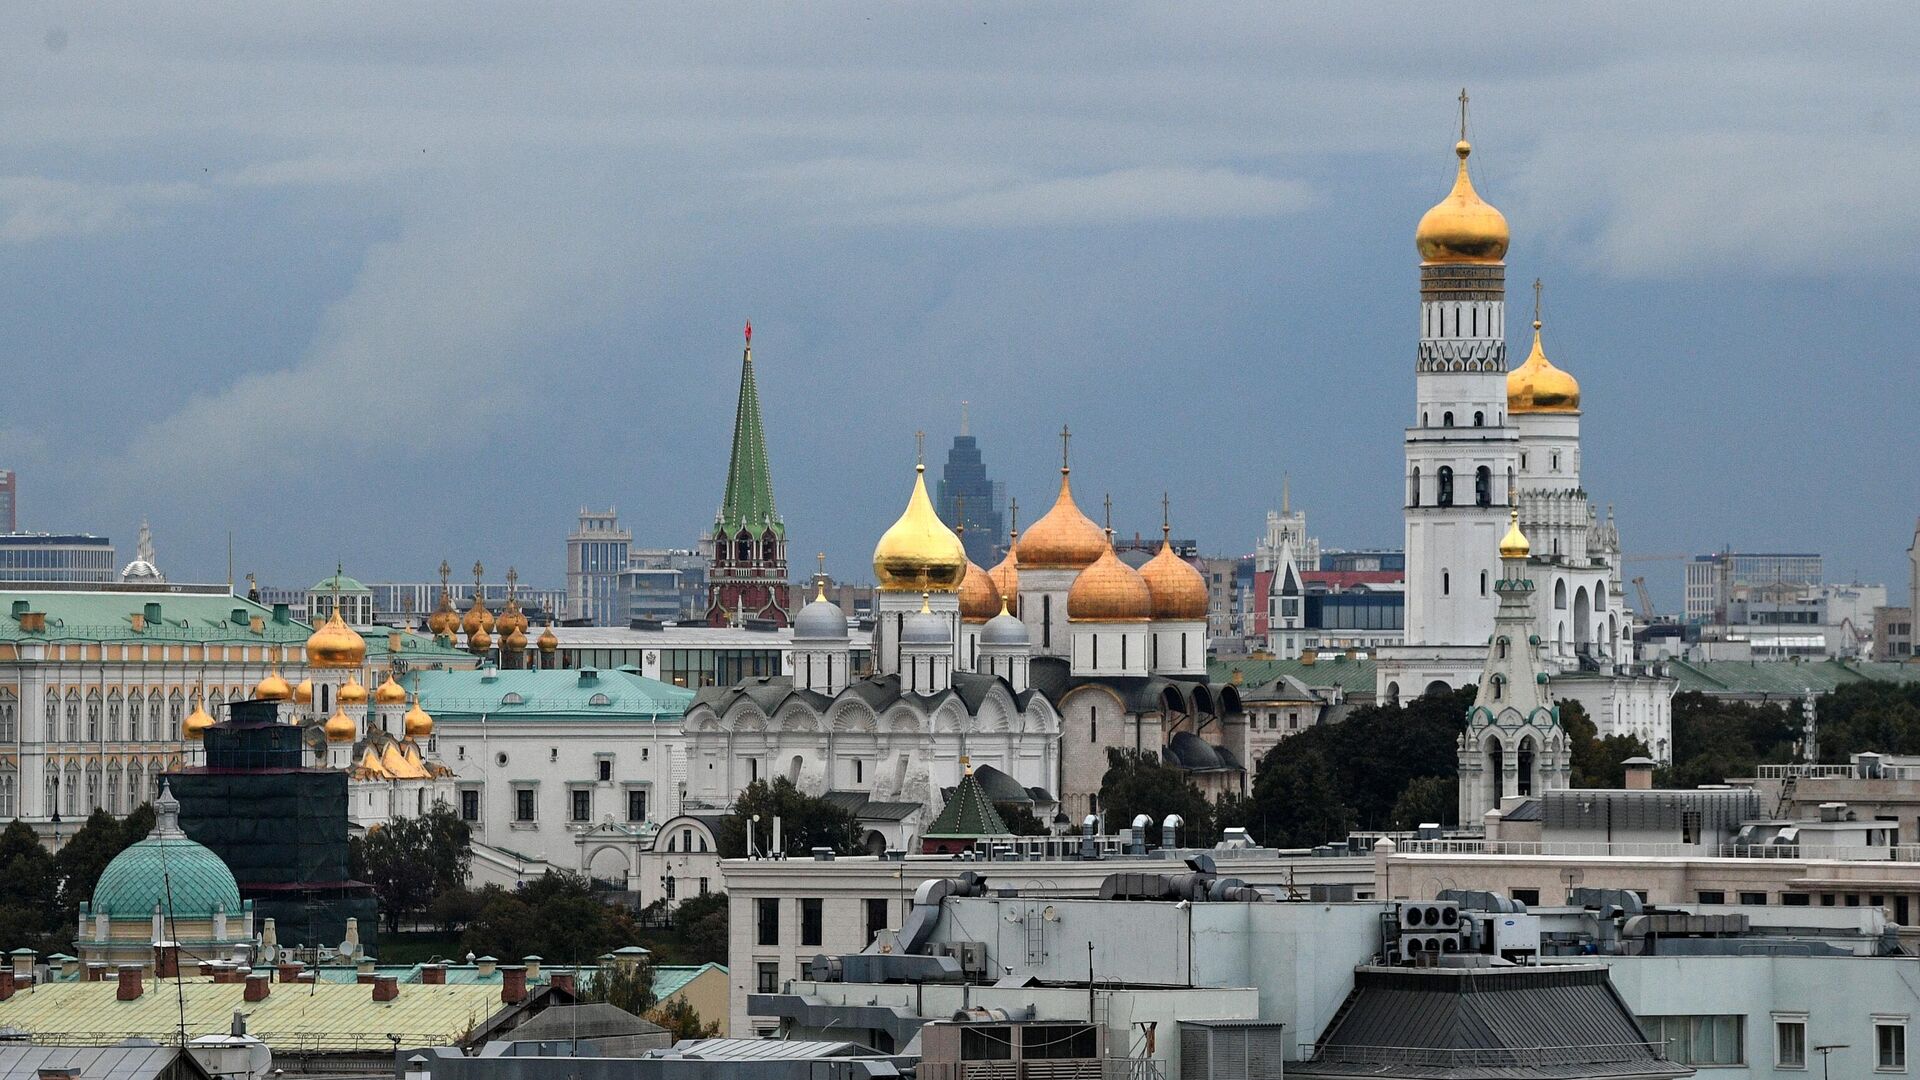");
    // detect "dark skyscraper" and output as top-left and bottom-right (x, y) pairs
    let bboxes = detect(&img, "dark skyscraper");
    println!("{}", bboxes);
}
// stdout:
(936, 403), (1005, 567)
